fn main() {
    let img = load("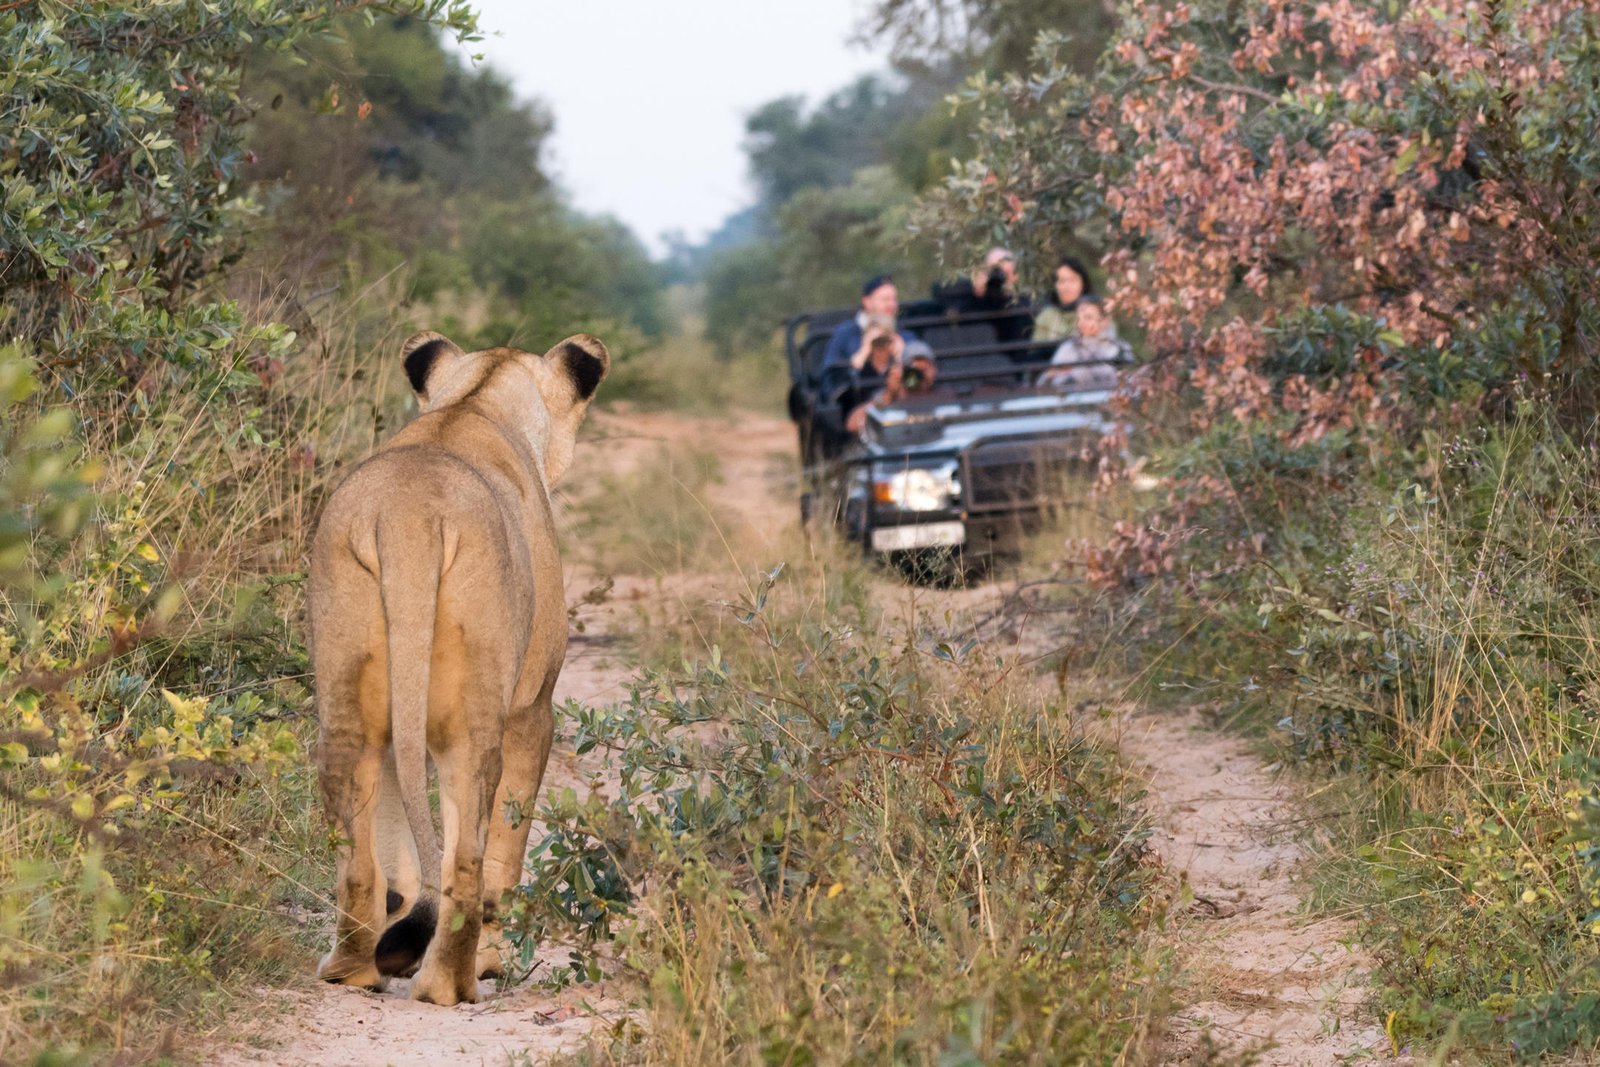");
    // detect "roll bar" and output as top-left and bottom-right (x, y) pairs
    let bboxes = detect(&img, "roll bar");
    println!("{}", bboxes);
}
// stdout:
(784, 305), (1043, 383)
